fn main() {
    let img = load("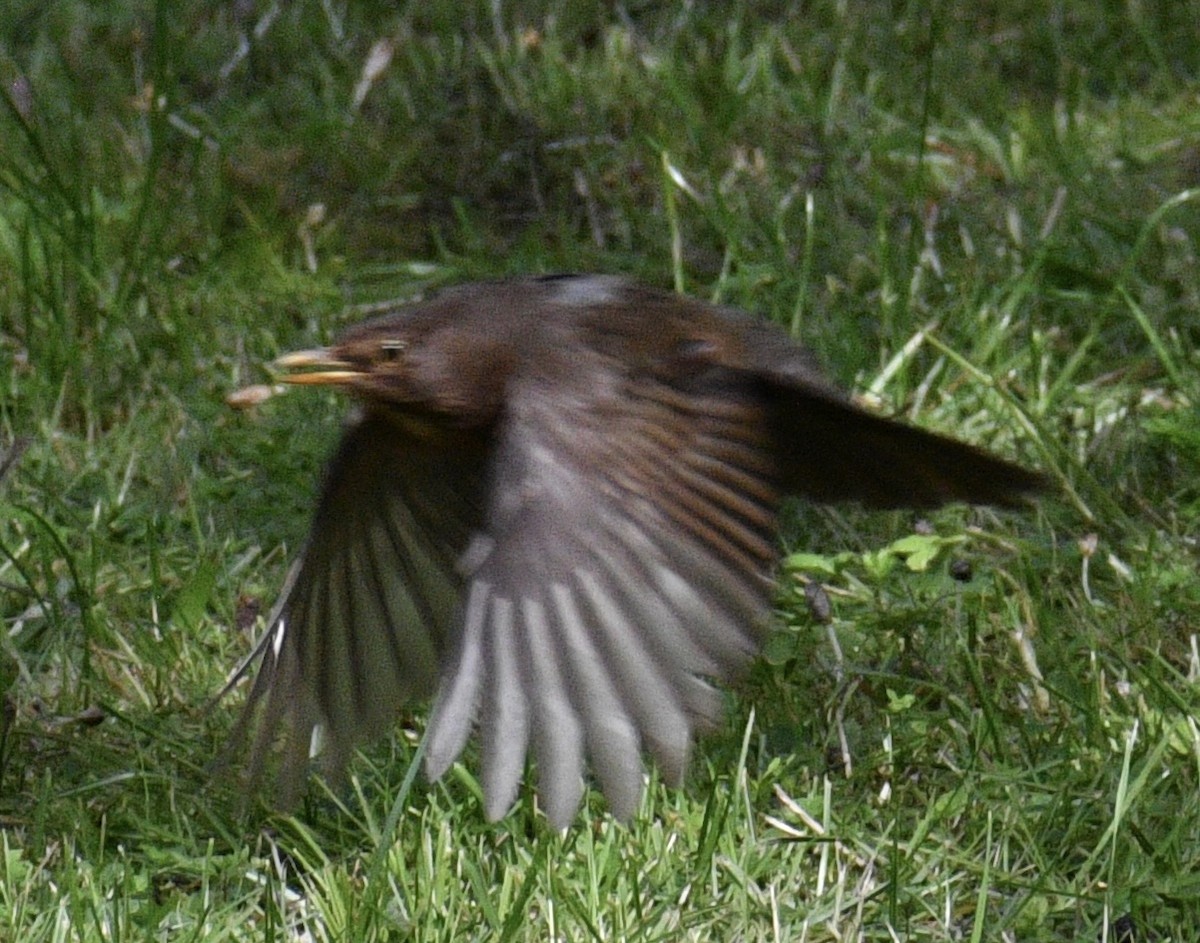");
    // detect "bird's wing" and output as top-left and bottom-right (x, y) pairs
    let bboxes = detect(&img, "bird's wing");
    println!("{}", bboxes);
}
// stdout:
(734, 319), (1046, 508)
(219, 412), (484, 806)
(422, 361), (784, 828)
